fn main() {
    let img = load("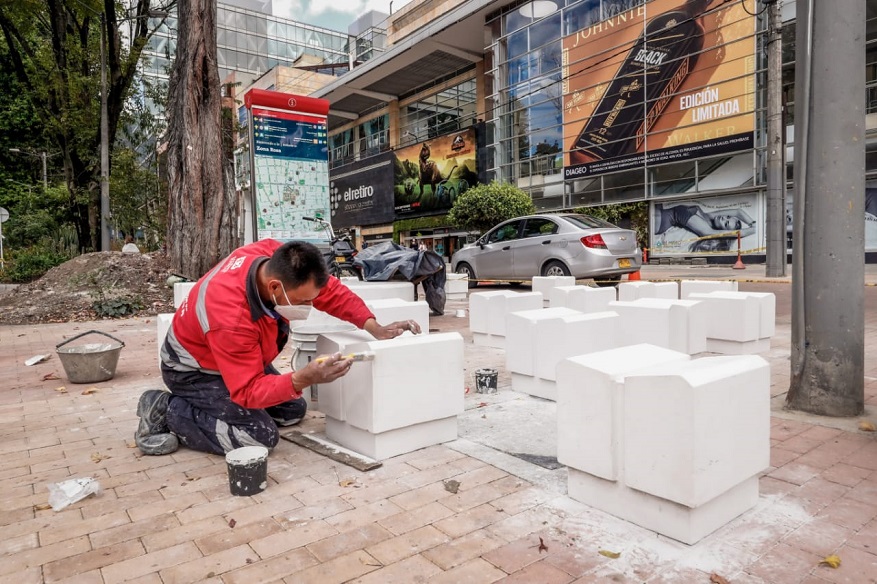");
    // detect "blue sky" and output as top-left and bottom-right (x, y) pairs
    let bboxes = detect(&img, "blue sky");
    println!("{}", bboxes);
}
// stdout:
(272, 0), (414, 32)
